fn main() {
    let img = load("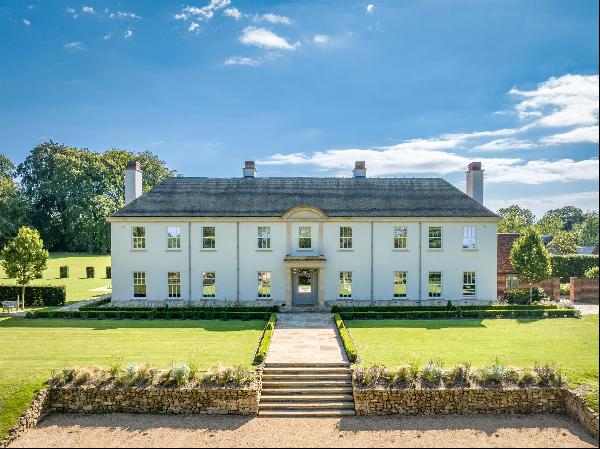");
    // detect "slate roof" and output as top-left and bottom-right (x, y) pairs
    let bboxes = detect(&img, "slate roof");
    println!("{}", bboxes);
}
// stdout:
(111, 177), (498, 218)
